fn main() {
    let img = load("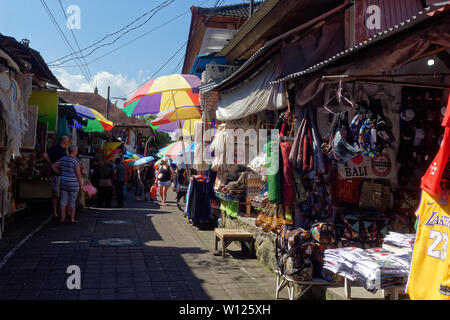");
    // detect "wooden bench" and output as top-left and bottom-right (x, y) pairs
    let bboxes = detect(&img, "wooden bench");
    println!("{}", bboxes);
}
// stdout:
(275, 270), (342, 300)
(214, 228), (254, 258)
